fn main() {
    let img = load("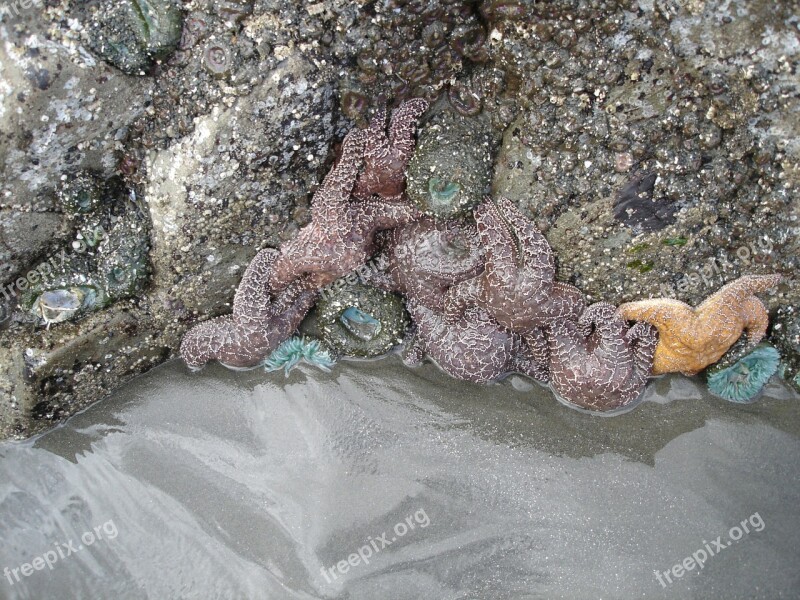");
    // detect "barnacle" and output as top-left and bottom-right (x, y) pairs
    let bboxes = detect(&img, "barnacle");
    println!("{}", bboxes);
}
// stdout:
(58, 172), (105, 217)
(339, 0), (488, 117)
